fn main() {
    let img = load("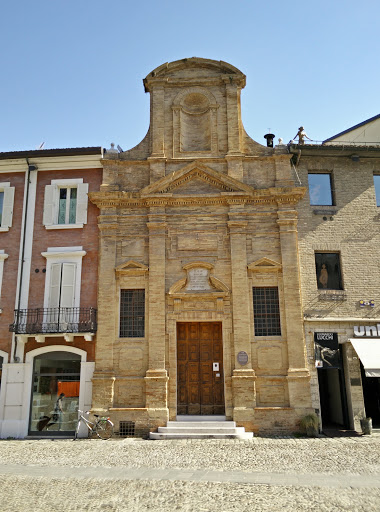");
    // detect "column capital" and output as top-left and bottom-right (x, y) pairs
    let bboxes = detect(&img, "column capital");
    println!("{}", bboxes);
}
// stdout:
(277, 209), (298, 231)
(228, 220), (248, 234)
